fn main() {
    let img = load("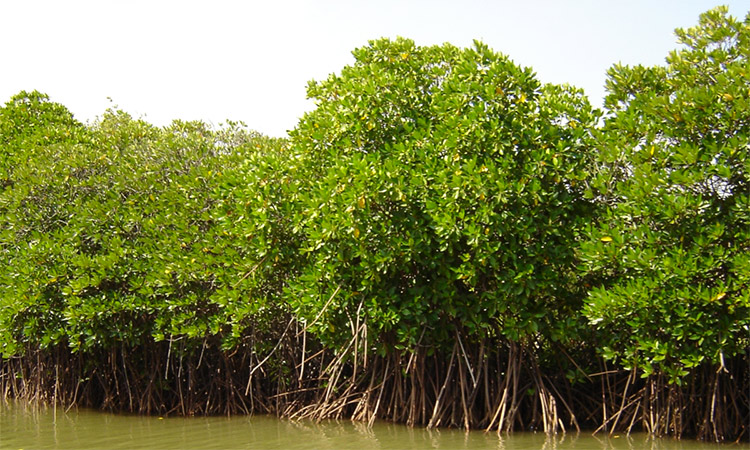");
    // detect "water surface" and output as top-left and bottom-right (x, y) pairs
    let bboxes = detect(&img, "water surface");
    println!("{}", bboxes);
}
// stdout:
(1, 401), (743, 450)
